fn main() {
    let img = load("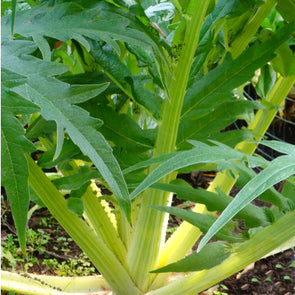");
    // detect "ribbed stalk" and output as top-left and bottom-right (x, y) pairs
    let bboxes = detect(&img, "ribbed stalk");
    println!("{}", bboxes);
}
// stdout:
(82, 183), (128, 263)
(60, 160), (128, 263)
(230, 0), (276, 59)
(150, 209), (295, 295)
(151, 75), (295, 288)
(1, 271), (110, 295)
(126, 1), (210, 291)
(27, 155), (142, 295)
